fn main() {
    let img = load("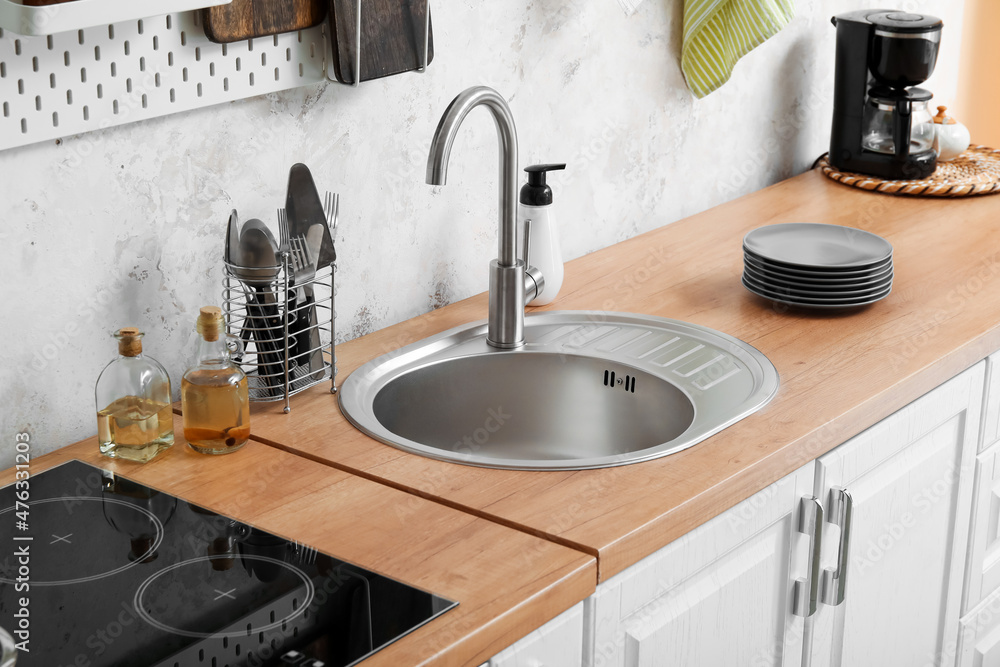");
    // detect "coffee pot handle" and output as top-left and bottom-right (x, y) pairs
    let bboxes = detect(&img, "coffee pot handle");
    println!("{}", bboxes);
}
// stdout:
(893, 99), (913, 160)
